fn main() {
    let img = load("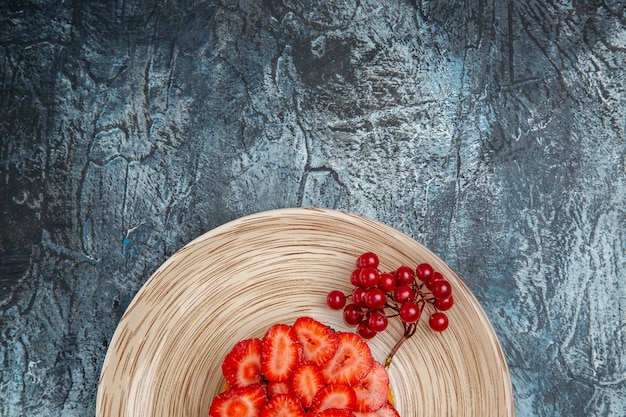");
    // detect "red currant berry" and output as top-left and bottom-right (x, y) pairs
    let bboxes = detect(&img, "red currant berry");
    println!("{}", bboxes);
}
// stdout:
(350, 268), (362, 286)
(343, 304), (364, 326)
(327, 290), (346, 309)
(399, 302), (421, 323)
(434, 295), (454, 311)
(425, 271), (445, 290)
(429, 312), (449, 332)
(352, 287), (368, 308)
(356, 252), (379, 269)
(368, 310), (388, 332)
(364, 288), (387, 310)
(378, 272), (396, 292)
(357, 321), (377, 339)
(392, 285), (415, 304)
(395, 265), (415, 286)
(359, 267), (380, 288)
(431, 279), (452, 299)
(415, 263), (434, 282)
